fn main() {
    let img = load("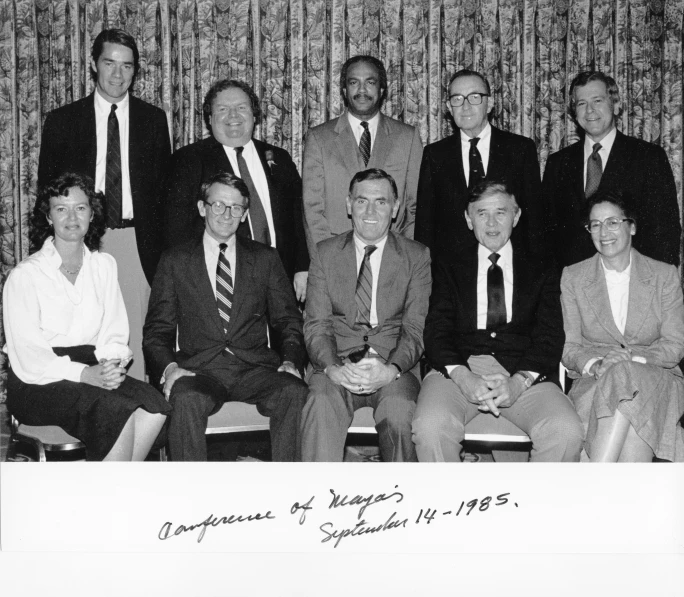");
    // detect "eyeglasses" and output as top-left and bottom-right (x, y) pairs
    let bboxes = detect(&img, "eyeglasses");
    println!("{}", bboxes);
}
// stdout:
(203, 201), (246, 218)
(448, 92), (489, 107)
(585, 217), (634, 234)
